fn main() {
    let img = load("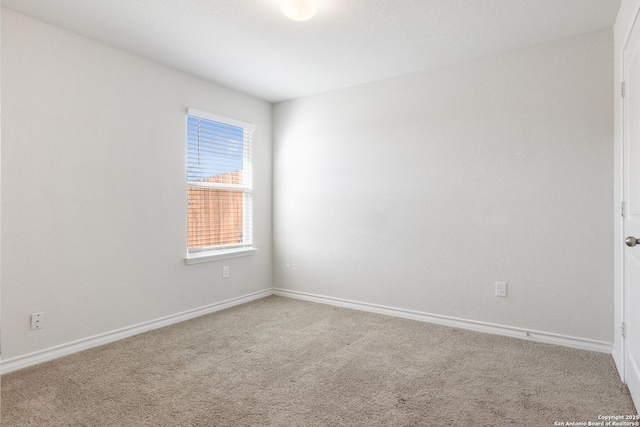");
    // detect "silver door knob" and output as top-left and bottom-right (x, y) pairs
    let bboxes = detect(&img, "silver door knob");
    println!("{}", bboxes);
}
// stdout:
(626, 236), (640, 247)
